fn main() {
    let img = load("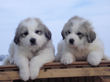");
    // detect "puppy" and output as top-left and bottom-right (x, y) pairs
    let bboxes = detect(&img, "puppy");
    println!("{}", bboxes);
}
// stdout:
(56, 16), (108, 66)
(3, 18), (55, 81)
